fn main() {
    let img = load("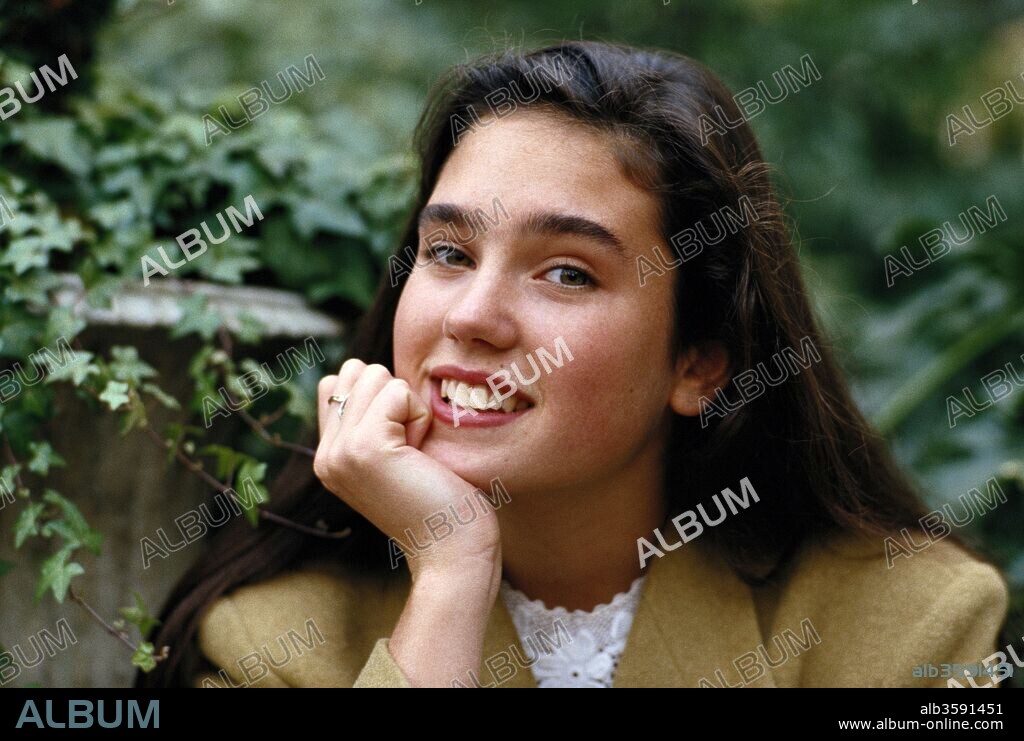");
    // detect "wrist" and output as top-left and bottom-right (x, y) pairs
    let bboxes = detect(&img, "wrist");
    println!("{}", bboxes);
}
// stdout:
(411, 532), (501, 579)
(413, 549), (502, 604)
